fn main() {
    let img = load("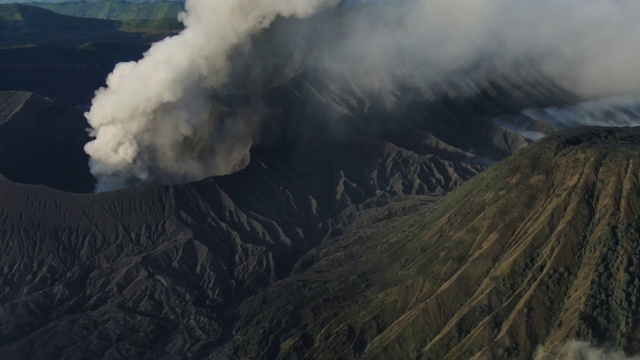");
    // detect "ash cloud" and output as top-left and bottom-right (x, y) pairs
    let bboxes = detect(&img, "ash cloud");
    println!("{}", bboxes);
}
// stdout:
(85, 0), (640, 191)
(84, 0), (340, 192)
(308, 0), (640, 98)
